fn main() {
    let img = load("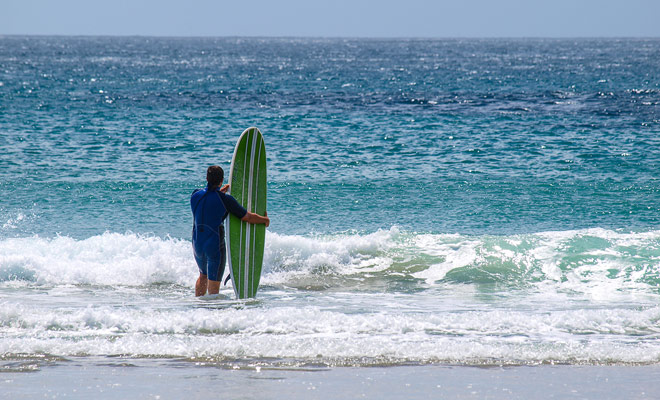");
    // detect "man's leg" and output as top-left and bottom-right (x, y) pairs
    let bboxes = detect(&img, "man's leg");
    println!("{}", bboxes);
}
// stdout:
(196, 274), (208, 297)
(205, 234), (224, 296)
(207, 280), (221, 295)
